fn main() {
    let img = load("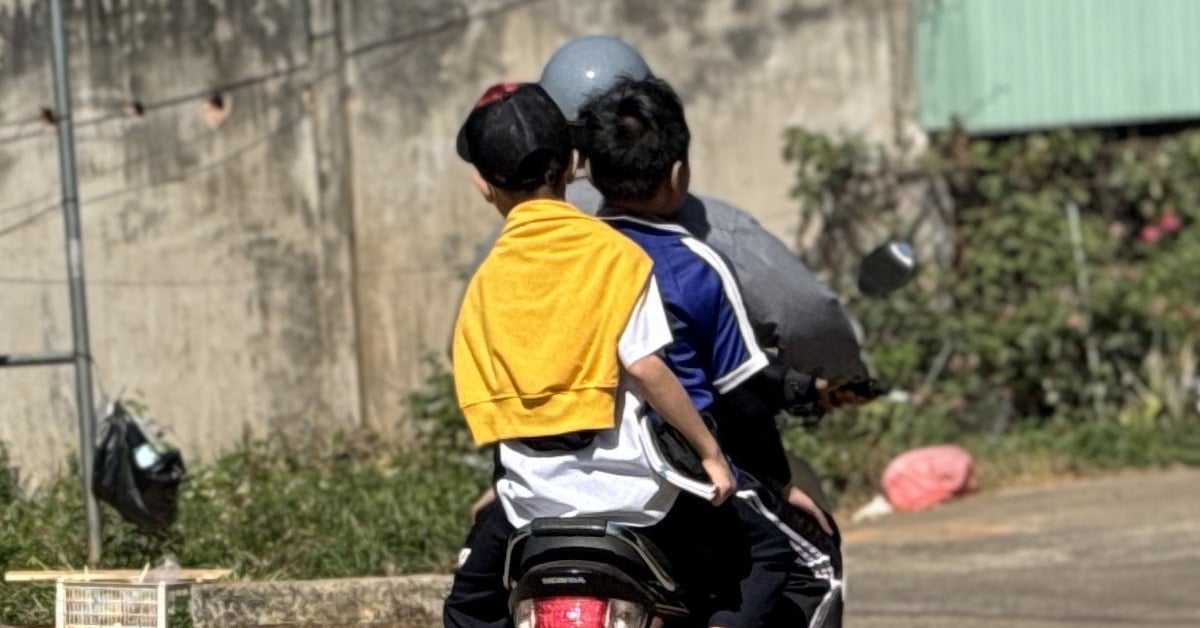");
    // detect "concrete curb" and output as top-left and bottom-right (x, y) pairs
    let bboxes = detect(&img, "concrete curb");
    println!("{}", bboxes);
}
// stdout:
(189, 575), (452, 627)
